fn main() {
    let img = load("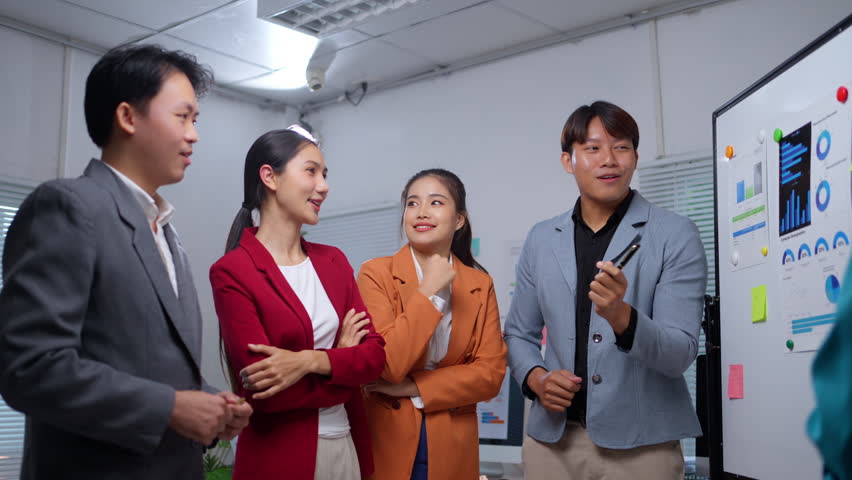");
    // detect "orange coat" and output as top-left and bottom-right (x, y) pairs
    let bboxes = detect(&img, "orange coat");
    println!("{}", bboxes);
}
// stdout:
(357, 245), (507, 480)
